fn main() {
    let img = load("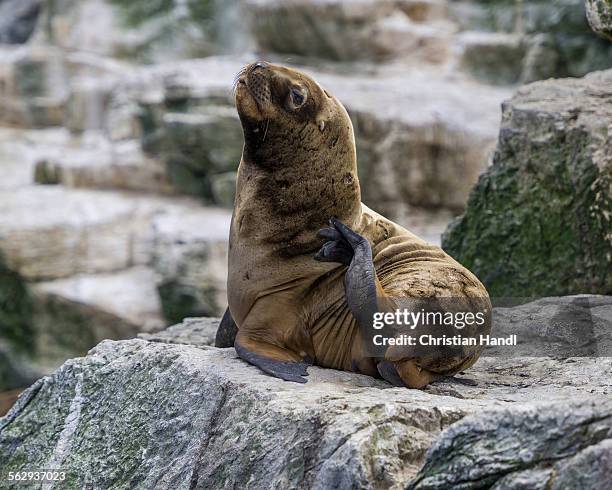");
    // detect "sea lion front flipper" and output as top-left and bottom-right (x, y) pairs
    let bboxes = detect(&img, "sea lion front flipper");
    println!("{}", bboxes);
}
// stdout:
(234, 333), (311, 383)
(315, 218), (379, 331)
(215, 308), (239, 347)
